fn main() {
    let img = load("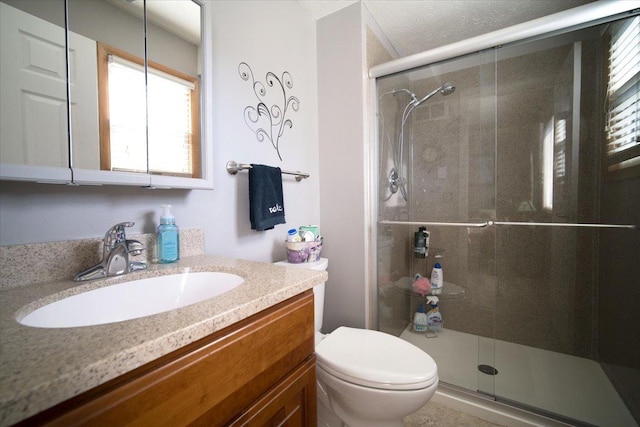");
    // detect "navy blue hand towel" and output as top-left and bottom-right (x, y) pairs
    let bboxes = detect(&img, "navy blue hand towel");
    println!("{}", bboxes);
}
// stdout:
(249, 164), (286, 231)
